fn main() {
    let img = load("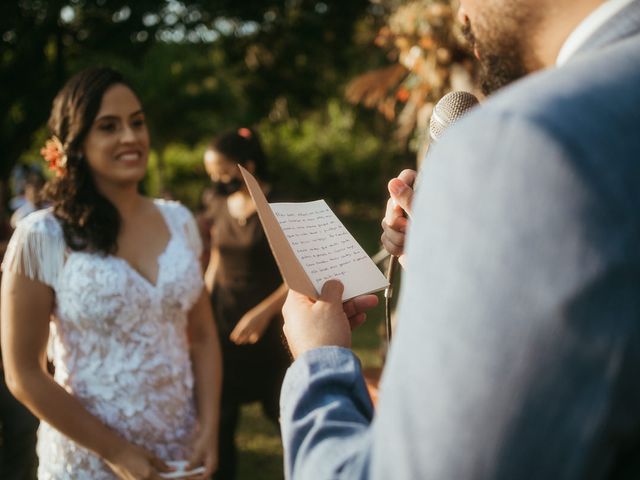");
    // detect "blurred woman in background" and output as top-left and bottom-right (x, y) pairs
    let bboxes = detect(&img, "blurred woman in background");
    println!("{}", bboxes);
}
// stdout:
(202, 128), (290, 480)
